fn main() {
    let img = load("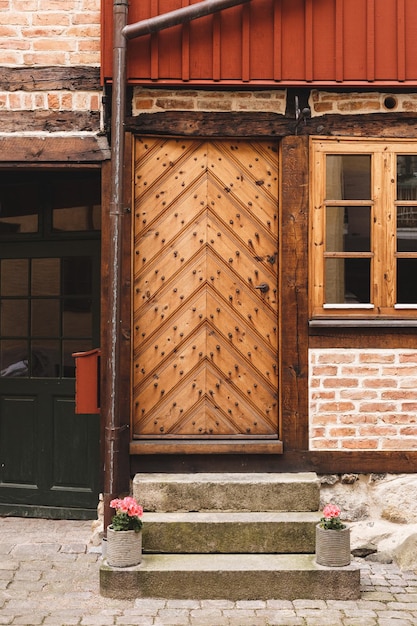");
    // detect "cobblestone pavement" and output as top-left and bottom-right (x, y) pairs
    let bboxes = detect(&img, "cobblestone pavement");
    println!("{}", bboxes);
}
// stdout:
(1, 517), (417, 625)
